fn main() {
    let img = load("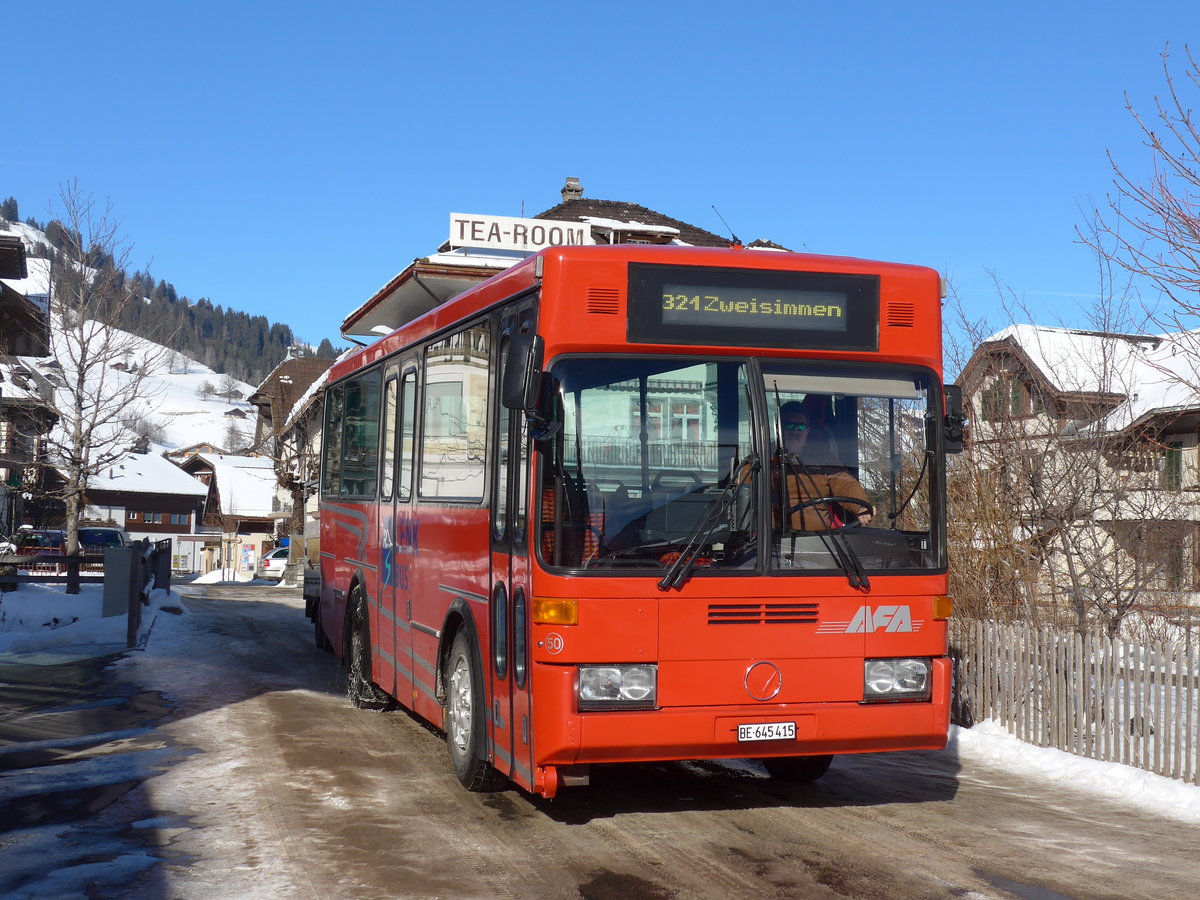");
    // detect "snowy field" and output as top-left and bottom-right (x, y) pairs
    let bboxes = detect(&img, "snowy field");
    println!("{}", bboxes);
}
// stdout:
(2, 580), (1199, 827)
